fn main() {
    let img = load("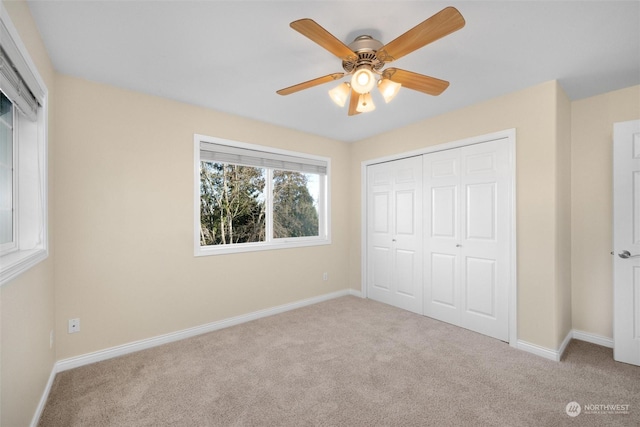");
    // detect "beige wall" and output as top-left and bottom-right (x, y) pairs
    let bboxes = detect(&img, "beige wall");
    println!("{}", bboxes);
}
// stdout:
(571, 85), (640, 338)
(555, 84), (573, 347)
(349, 81), (568, 350)
(1, 1), (56, 426)
(53, 75), (351, 359)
